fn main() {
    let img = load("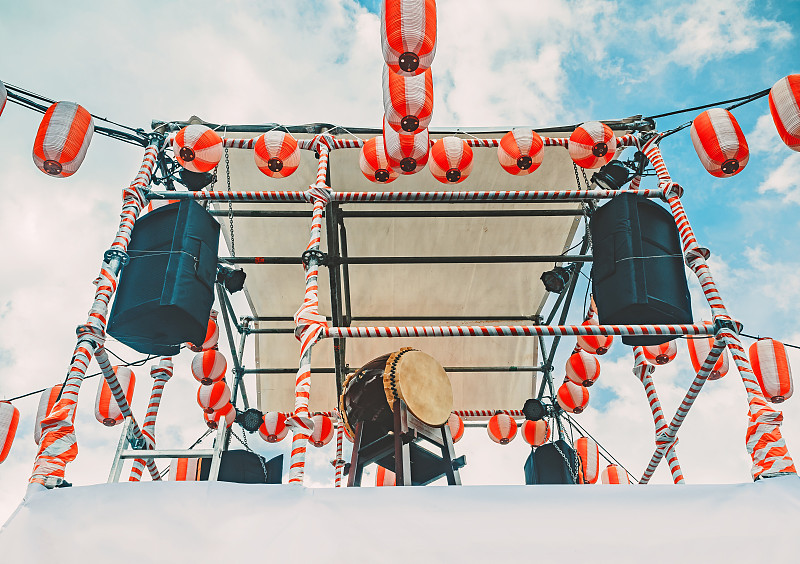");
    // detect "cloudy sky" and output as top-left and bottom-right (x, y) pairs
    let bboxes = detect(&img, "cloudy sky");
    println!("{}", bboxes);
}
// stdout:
(1, 0), (799, 523)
